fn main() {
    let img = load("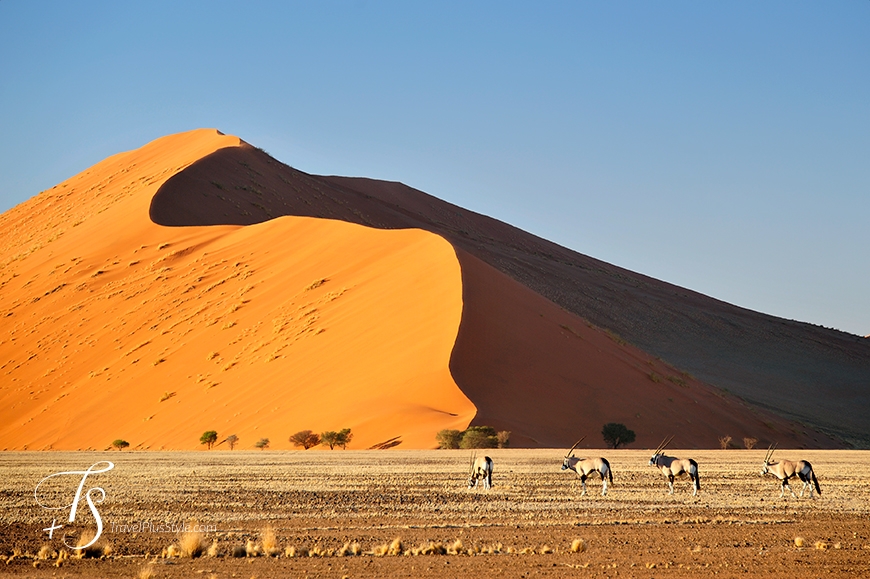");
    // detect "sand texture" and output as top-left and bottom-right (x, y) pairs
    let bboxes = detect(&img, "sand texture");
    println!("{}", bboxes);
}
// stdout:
(0, 129), (859, 450)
